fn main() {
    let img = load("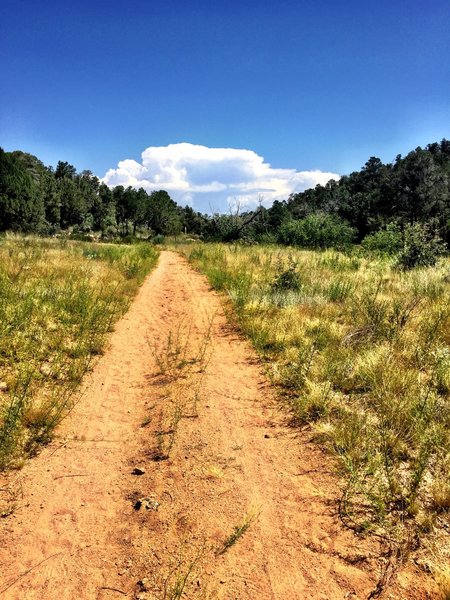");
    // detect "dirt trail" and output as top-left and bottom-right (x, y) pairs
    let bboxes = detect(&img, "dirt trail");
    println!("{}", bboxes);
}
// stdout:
(0, 251), (429, 599)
